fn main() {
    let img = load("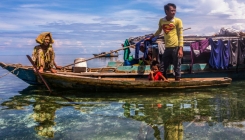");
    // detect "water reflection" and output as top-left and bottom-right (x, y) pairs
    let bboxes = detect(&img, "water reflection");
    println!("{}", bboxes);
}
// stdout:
(1, 83), (245, 139)
(32, 96), (58, 137)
